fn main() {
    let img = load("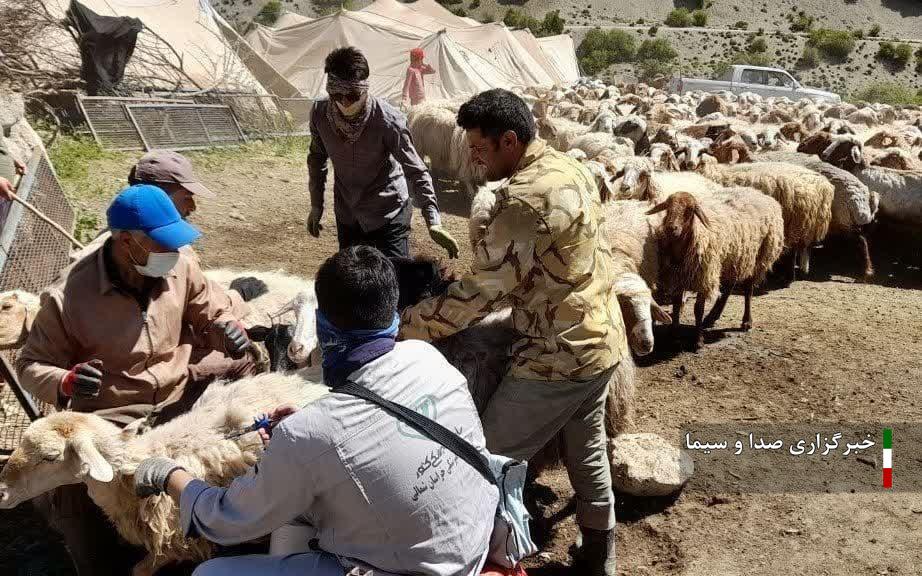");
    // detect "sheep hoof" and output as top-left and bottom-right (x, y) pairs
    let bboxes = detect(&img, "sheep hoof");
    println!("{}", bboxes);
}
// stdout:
(741, 320), (752, 331)
(861, 268), (875, 281)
